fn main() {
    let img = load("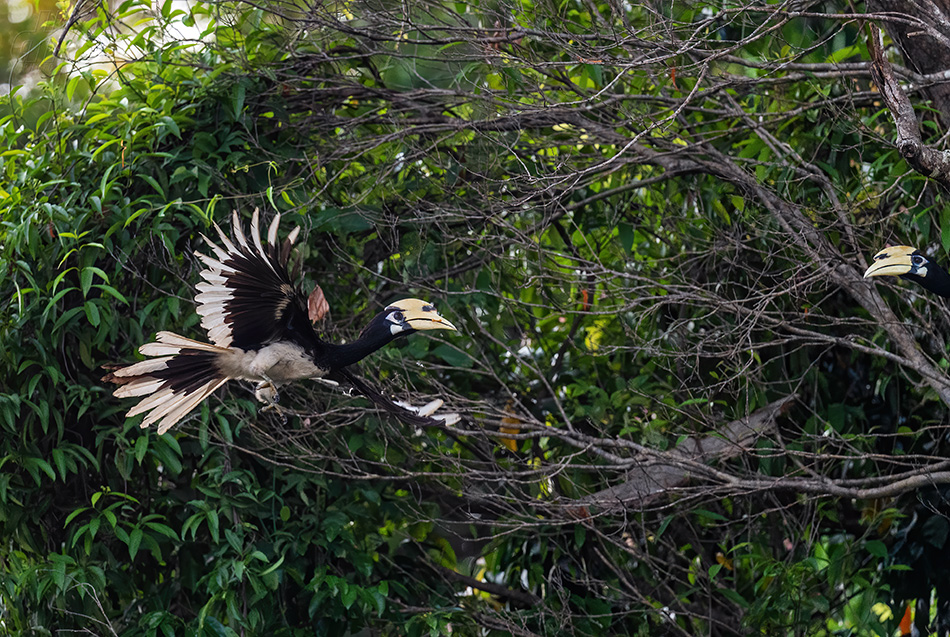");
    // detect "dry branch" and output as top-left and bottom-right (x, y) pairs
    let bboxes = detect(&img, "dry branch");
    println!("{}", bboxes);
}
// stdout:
(868, 25), (950, 188)
(578, 394), (796, 512)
